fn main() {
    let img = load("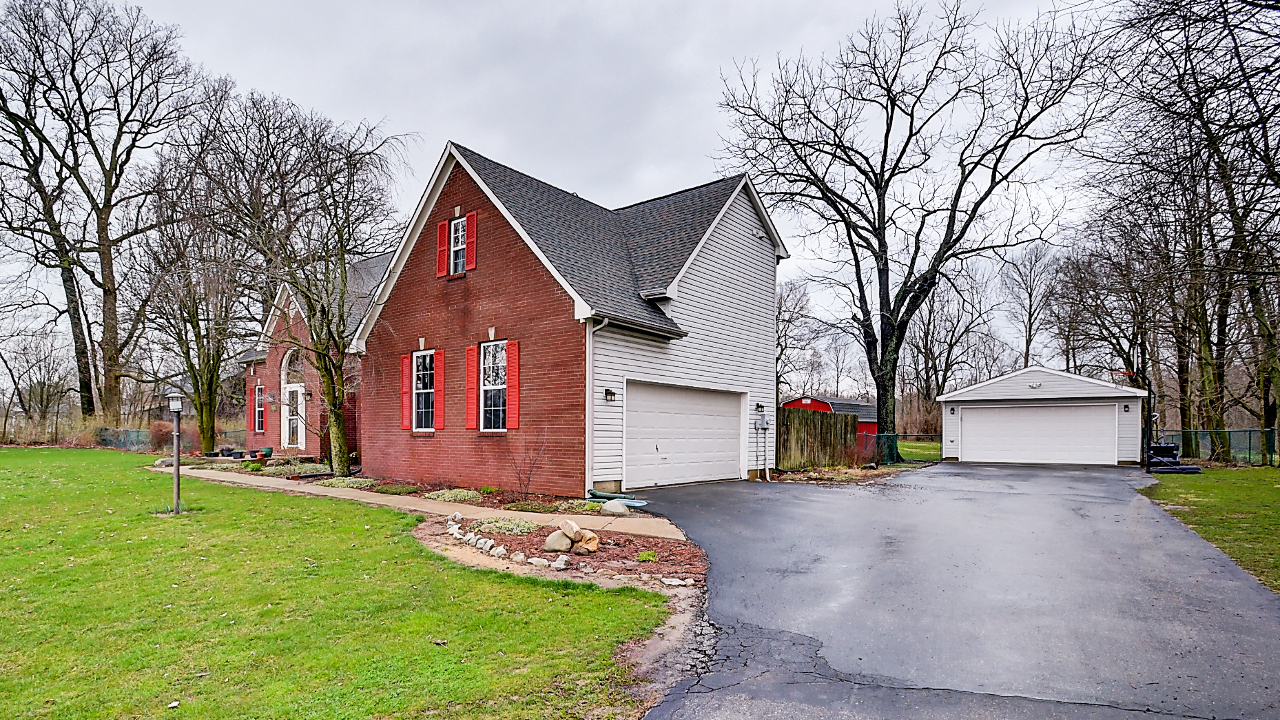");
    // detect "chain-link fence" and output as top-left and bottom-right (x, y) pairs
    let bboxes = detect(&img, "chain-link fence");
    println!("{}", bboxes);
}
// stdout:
(1158, 429), (1277, 466)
